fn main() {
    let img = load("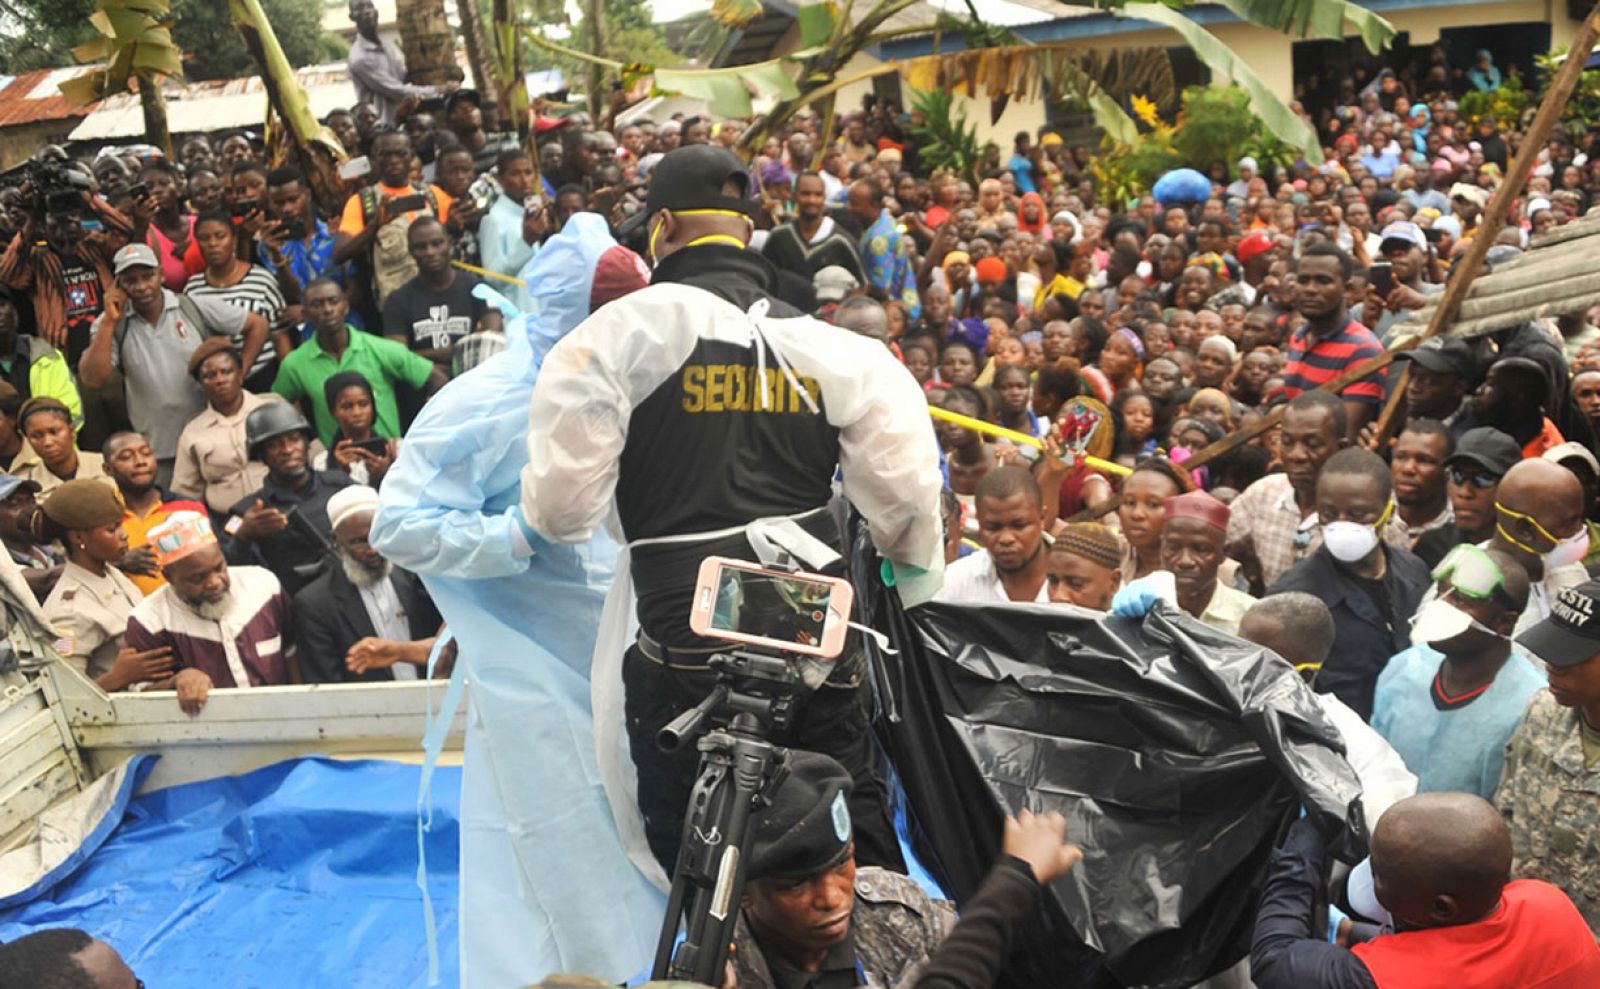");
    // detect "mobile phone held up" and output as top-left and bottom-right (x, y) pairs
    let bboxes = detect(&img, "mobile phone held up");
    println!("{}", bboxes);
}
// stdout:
(1368, 261), (1394, 298)
(386, 193), (428, 214)
(351, 437), (388, 456)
